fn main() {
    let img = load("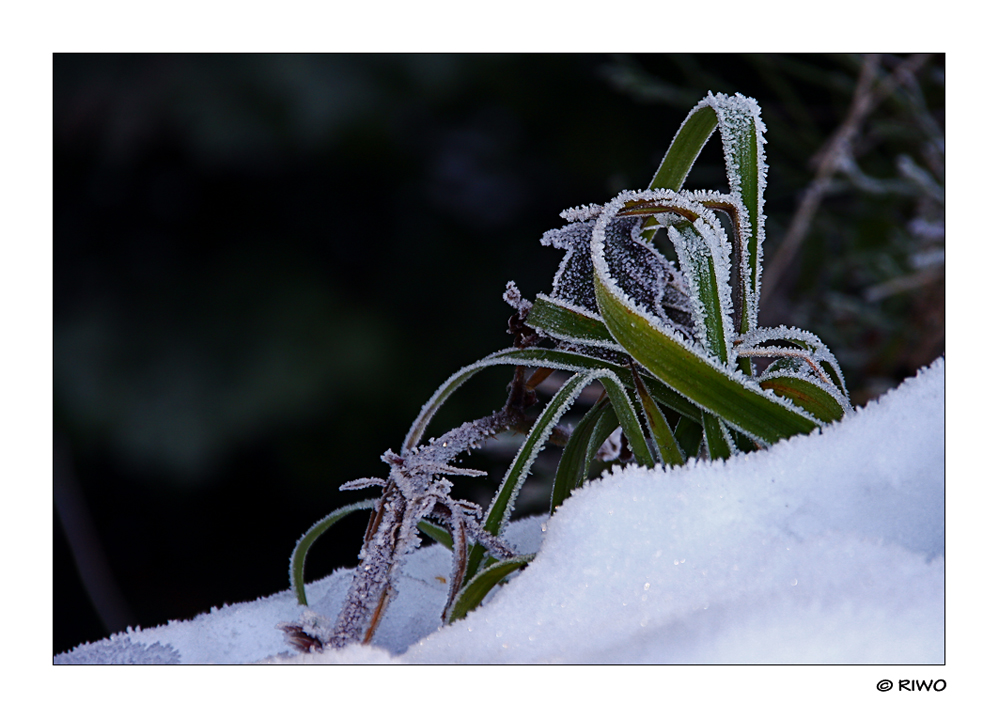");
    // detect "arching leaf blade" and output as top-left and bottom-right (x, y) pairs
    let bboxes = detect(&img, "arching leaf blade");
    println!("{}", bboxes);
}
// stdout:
(598, 373), (655, 469)
(466, 371), (594, 581)
(648, 104), (719, 193)
(446, 554), (535, 624)
(706, 93), (767, 334)
(701, 411), (733, 460)
(526, 294), (618, 348)
(759, 375), (846, 423)
(405, 346), (702, 451)
(668, 222), (730, 366)
(418, 519), (453, 550)
(550, 397), (613, 512)
(643, 103), (718, 241)
(632, 366), (684, 466)
(582, 401), (622, 486)
(289, 498), (377, 606)
(593, 277), (818, 444)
